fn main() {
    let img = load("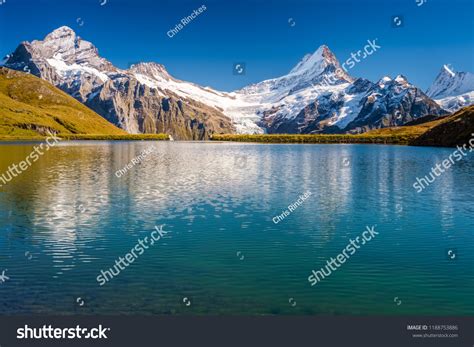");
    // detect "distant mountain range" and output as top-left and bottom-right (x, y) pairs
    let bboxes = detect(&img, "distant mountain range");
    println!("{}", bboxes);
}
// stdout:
(2, 26), (474, 140)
